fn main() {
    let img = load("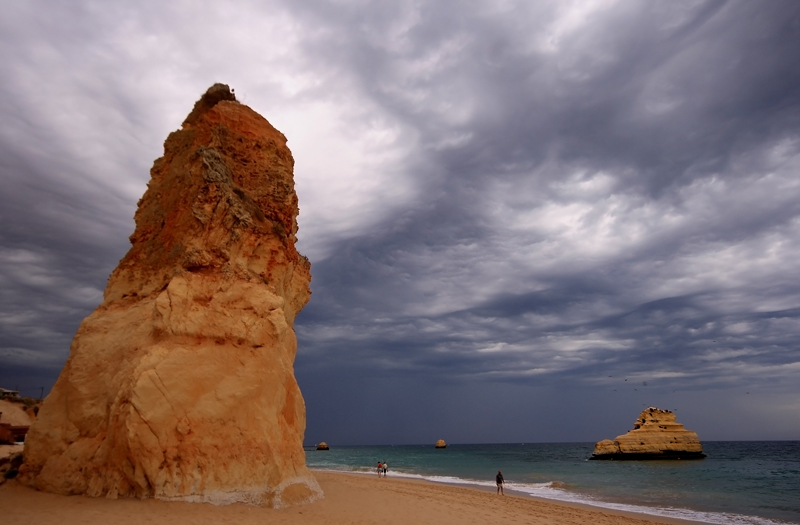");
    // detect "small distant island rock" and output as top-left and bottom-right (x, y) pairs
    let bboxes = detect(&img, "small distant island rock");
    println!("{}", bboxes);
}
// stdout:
(316, 442), (329, 450)
(591, 407), (705, 460)
(435, 439), (447, 449)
